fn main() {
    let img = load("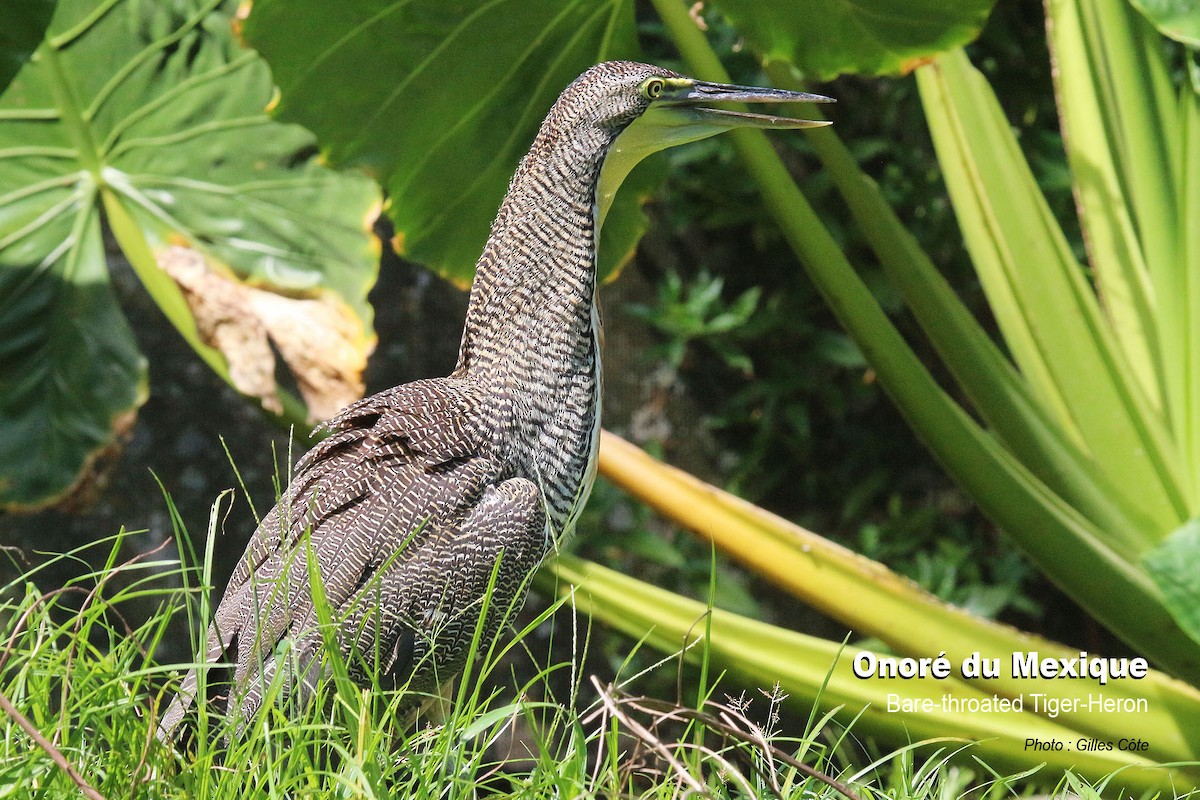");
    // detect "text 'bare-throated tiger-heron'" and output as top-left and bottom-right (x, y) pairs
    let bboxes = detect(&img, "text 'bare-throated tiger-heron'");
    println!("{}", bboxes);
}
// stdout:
(159, 61), (831, 740)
